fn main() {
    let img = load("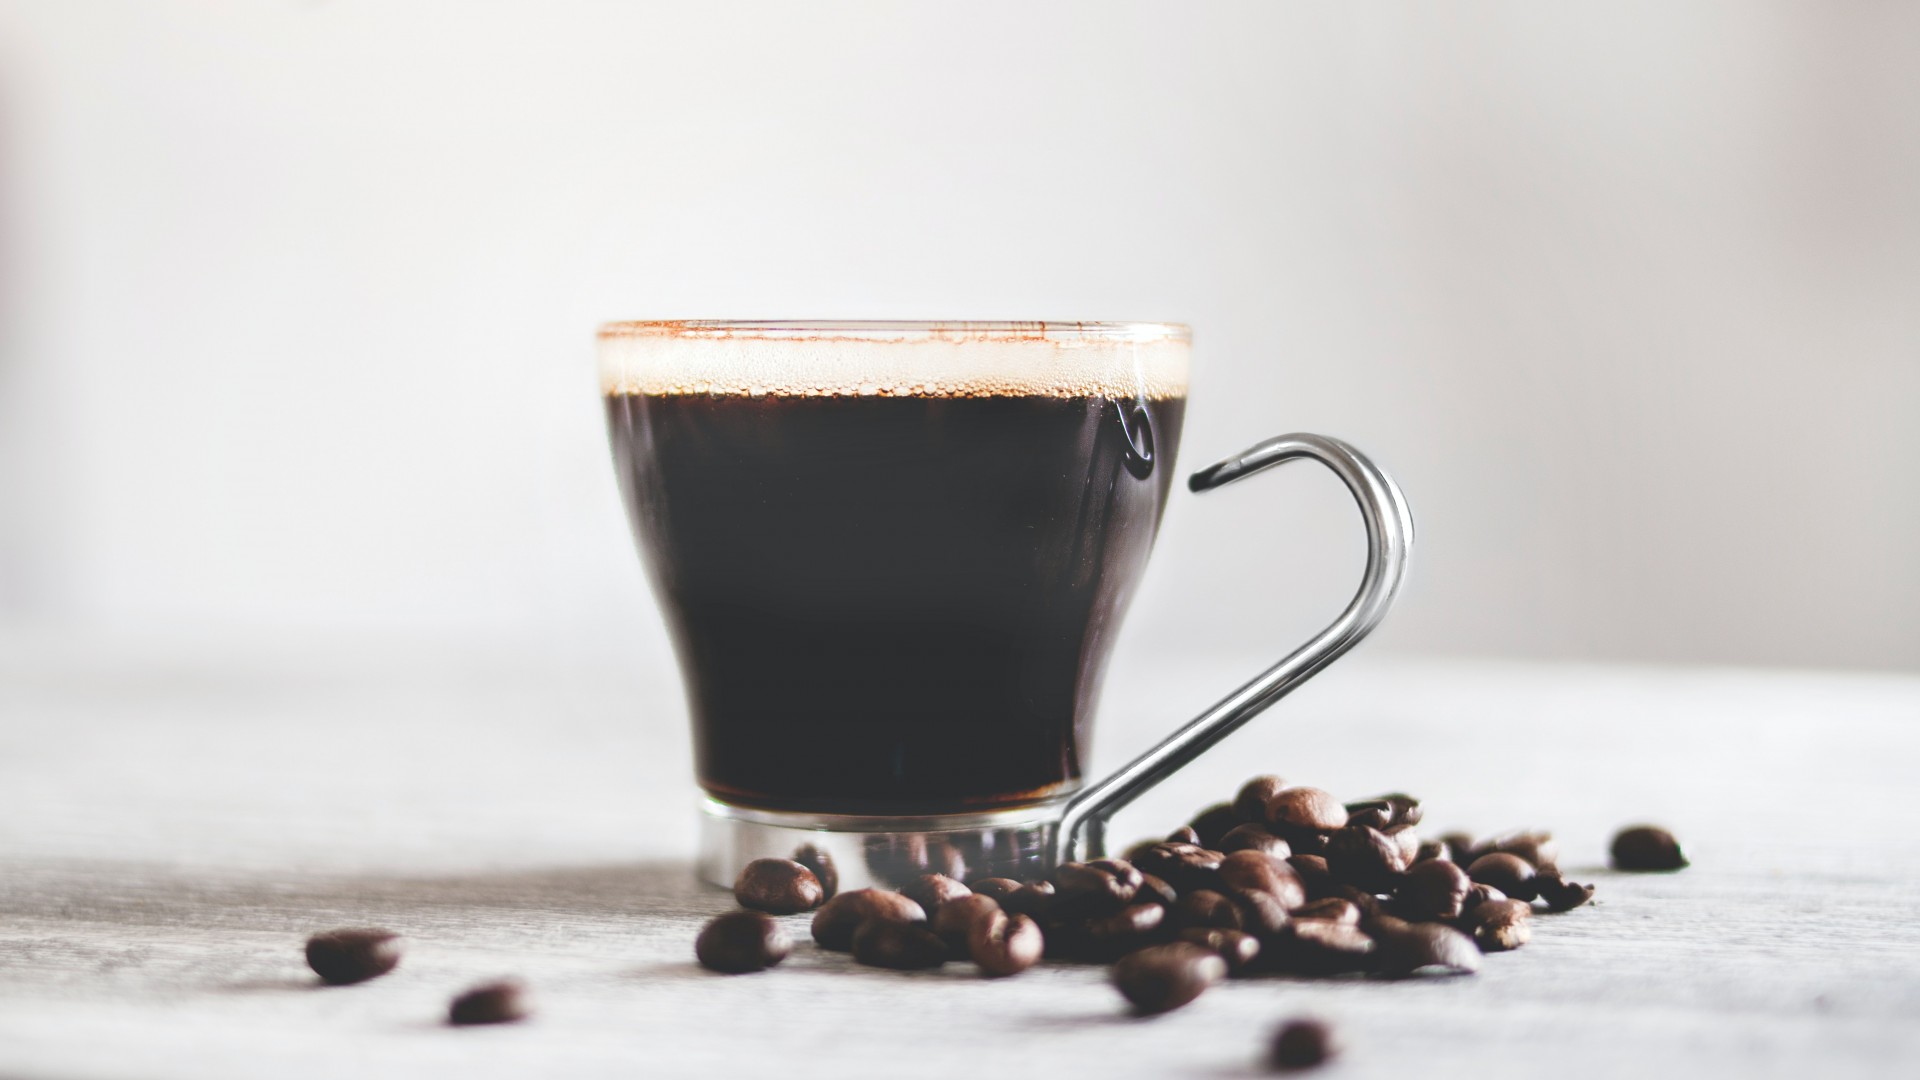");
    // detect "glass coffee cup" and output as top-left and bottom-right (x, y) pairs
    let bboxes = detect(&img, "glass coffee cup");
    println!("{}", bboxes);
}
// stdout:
(601, 321), (1411, 888)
